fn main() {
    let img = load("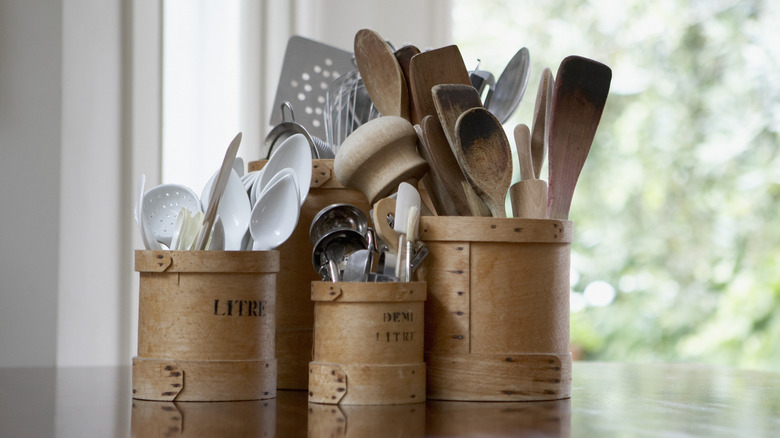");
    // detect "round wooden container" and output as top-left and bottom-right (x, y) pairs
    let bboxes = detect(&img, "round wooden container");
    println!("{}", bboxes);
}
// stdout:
(249, 159), (371, 390)
(309, 281), (426, 405)
(415, 217), (573, 401)
(132, 250), (278, 401)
